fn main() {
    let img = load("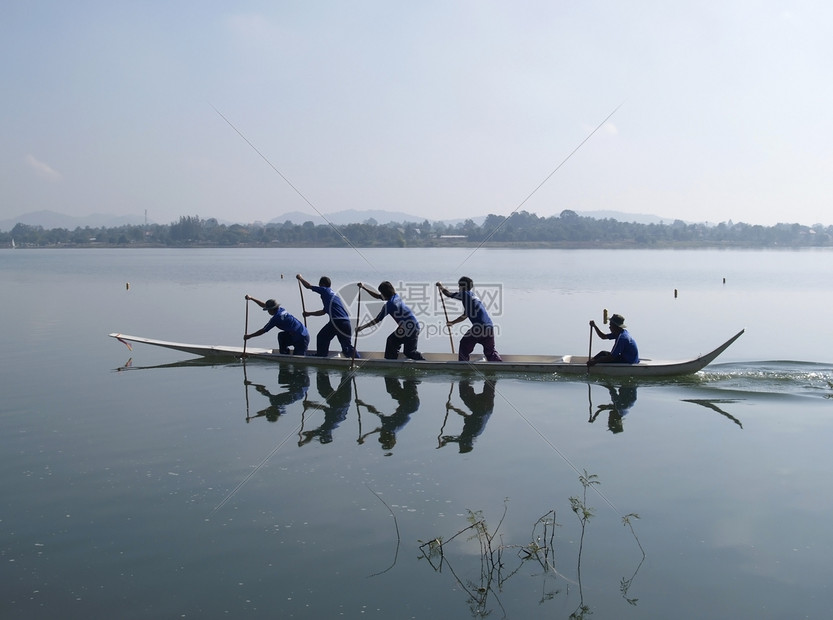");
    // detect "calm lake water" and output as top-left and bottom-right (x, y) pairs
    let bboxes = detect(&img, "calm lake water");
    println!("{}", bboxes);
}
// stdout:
(2, 247), (833, 619)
